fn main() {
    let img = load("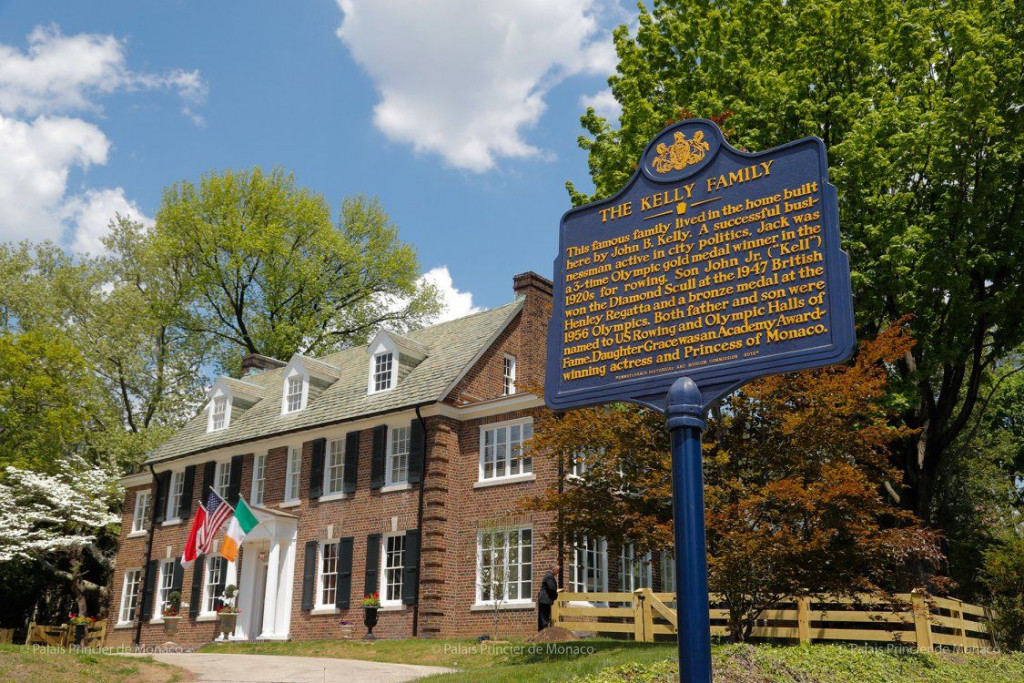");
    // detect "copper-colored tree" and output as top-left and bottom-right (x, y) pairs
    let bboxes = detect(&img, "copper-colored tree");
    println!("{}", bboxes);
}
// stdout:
(527, 322), (945, 641)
